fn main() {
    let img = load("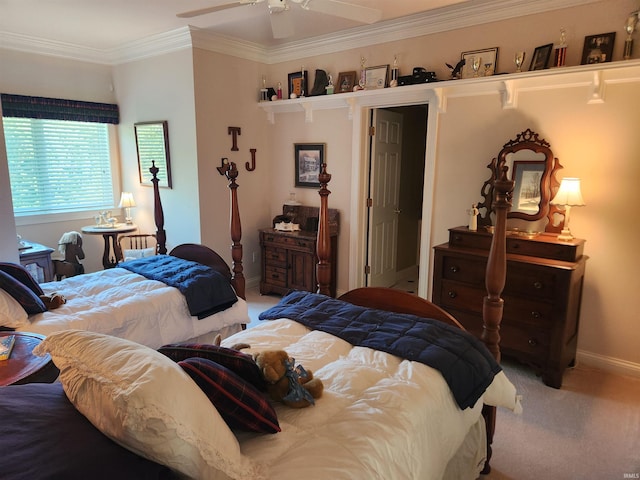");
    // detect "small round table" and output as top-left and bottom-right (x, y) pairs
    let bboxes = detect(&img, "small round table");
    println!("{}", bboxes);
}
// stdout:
(82, 223), (137, 269)
(0, 332), (59, 386)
